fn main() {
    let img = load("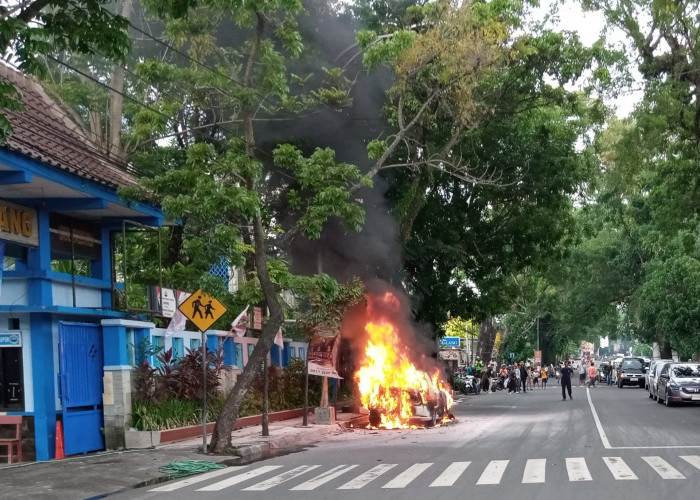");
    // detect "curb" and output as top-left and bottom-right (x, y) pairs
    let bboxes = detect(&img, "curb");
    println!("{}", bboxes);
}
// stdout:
(230, 414), (368, 457)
